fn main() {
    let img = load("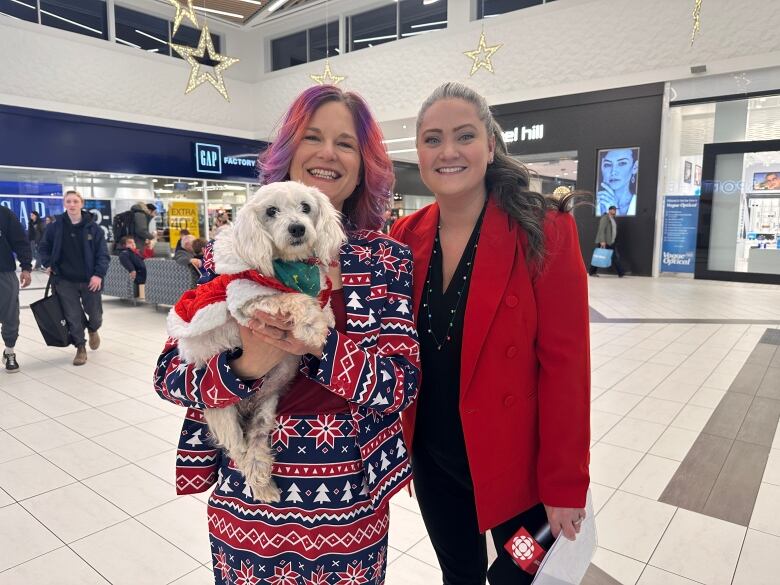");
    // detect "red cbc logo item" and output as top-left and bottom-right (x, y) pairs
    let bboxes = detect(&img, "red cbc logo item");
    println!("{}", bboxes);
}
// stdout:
(504, 526), (548, 574)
